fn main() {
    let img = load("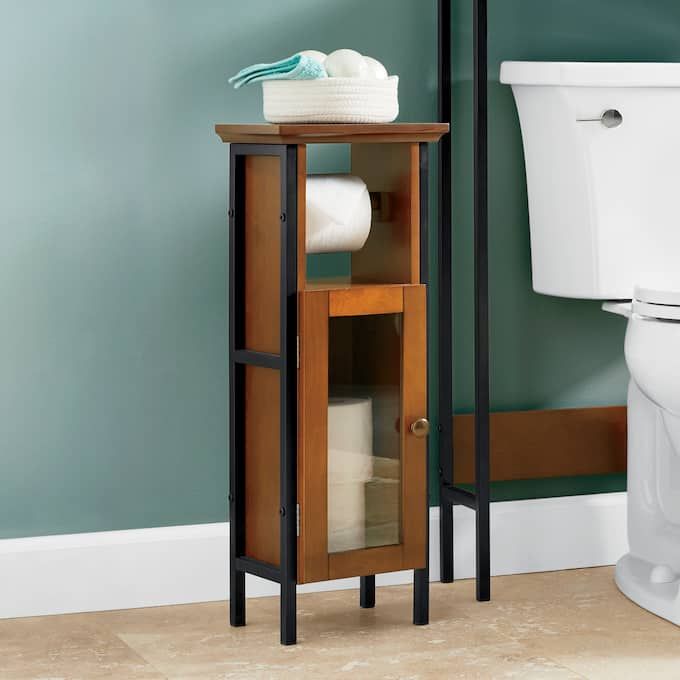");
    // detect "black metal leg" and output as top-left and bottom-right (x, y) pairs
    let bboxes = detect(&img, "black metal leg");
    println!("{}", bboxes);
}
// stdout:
(437, 0), (455, 587)
(229, 148), (247, 627)
(280, 579), (296, 645)
(230, 568), (245, 626)
(416, 141), (431, 625)
(360, 576), (376, 609)
(475, 489), (491, 601)
(473, 0), (491, 603)
(439, 501), (453, 582)
(279, 144), (299, 644)
(413, 568), (429, 625)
